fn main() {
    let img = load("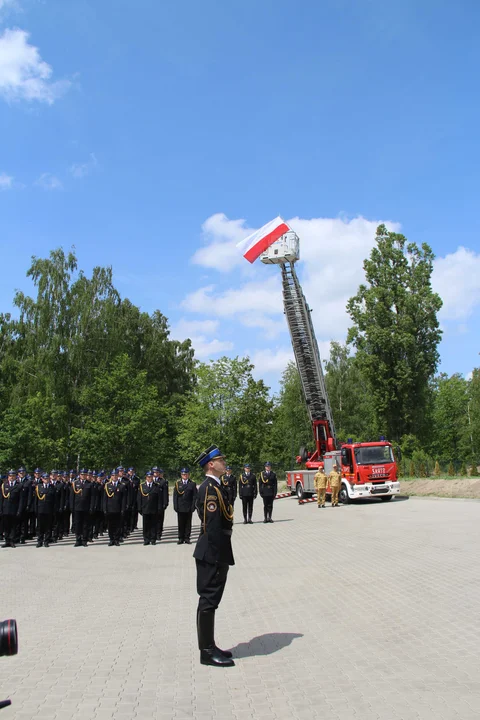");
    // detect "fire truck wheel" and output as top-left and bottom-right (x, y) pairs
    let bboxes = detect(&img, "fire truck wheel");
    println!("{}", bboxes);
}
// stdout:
(339, 485), (350, 504)
(380, 495), (393, 502)
(296, 483), (305, 500)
